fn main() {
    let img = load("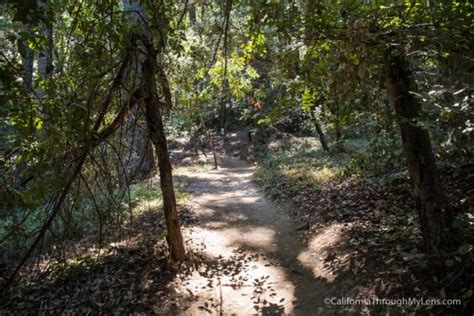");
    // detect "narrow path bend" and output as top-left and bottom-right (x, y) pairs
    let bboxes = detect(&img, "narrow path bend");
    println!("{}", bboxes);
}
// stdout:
(169, 156), (336, 315)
